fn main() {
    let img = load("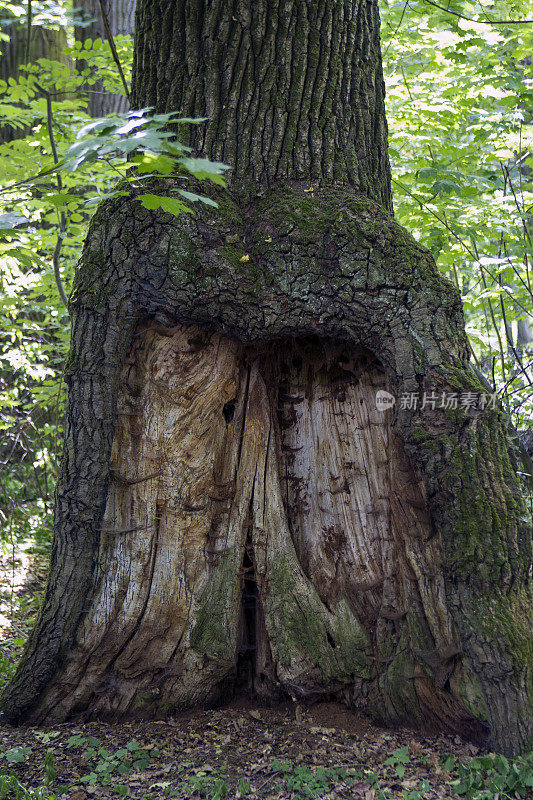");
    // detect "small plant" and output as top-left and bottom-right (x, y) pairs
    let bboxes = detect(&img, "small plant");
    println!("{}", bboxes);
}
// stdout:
(384, 745), (411, 779)
(0, 747), (32, 764)
(449, 752), (533, 799)
(44, 749), (56, 785)
(65, 736), (159, 787)
(185, 768), (229, 799)
(441, 753), (456, 772)
(237, 775), (251, 797)
(0, 771), (55, 800)
(271, 760), (368, 799)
